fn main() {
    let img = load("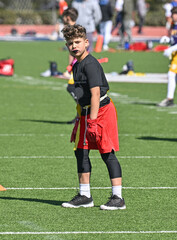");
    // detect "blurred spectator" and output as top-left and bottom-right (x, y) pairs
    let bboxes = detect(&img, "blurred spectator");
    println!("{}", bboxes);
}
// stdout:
(58, 0), (68, 16)
(41, 7), (78, 124)
(112, 0), (124, 35)
(99, 0), (114, 51)
(163, 0), (177, 31)
(136, 0), (148, 34)
(72, 0), (102, 52)
(62, 7), (79, 123)
(118, 0), (135, 49)
(157, 7), (177, 107)
(54, 0), (68, 39)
